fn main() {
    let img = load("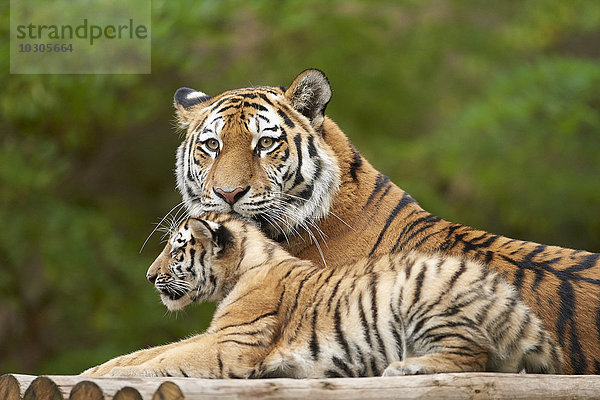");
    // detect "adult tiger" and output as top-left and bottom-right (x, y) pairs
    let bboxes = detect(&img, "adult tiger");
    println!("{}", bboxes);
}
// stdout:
(172, 69), (600, 374)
